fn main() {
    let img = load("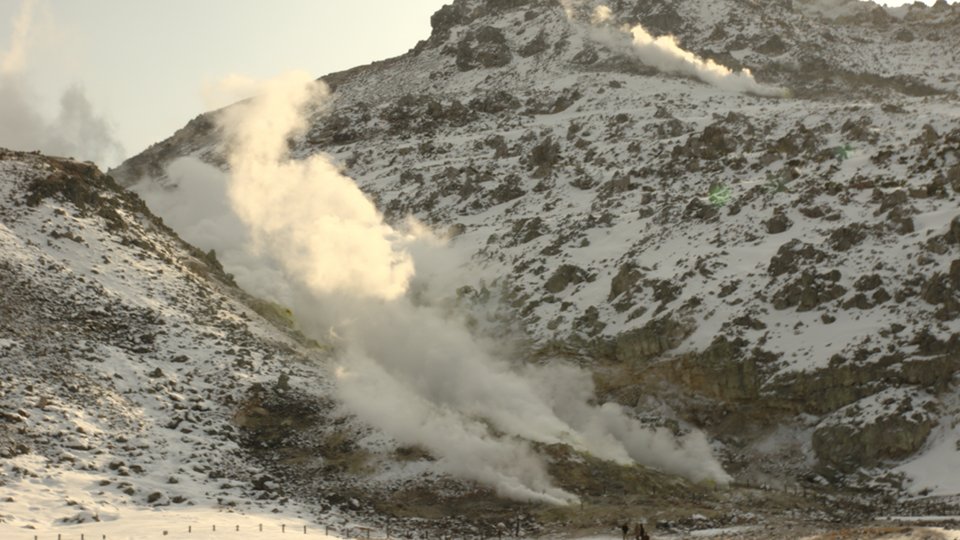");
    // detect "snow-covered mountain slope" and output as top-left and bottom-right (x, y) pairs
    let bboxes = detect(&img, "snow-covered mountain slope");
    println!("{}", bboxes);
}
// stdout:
(0, 149), (345, 532)
(0, 149), (742, 539)
(104, 0), (960, 532)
